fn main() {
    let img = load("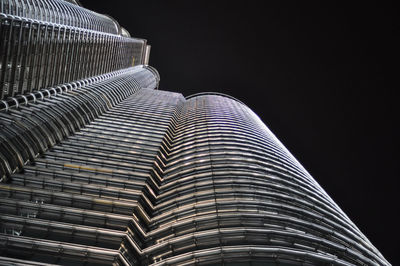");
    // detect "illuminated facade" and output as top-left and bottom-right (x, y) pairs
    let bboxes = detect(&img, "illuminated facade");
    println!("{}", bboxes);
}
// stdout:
(0, 1), (390, 265)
